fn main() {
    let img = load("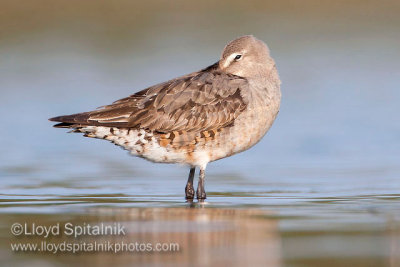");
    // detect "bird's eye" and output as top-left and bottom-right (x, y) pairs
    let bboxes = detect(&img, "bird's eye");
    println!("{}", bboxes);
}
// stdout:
(234, 54), (242, 61)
